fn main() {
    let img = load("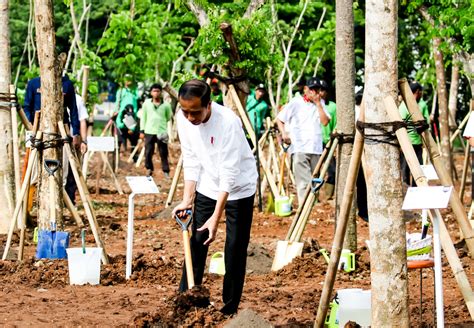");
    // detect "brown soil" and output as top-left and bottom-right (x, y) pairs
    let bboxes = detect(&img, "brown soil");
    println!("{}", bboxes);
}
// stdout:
(0, 147), (472, 327)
